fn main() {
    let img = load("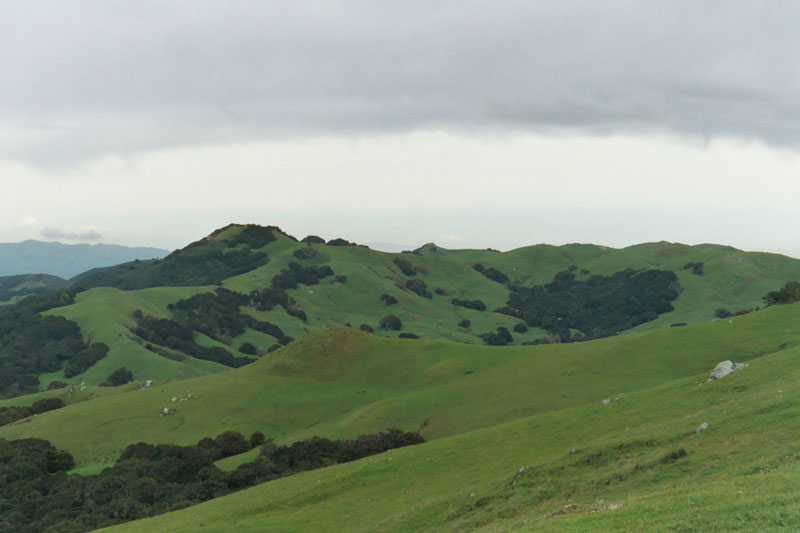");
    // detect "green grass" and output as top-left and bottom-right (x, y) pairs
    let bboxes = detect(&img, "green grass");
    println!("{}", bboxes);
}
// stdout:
(103, 303), (800, 531)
